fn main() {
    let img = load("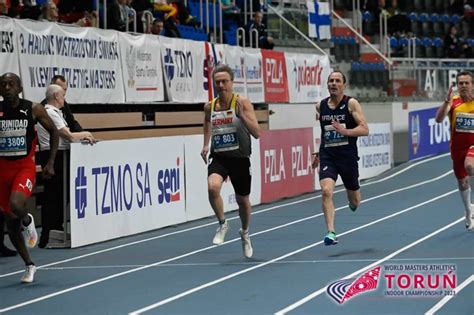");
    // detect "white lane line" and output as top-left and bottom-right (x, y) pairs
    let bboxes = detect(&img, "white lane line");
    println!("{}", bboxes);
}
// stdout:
(0, 156), (451, 279)
(39, 257), (474, 270)
(274, 216), (464, 315)
(425, 275), (474, 315)
(0, 177), (454, 313)
(128, 190), (457, 315)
